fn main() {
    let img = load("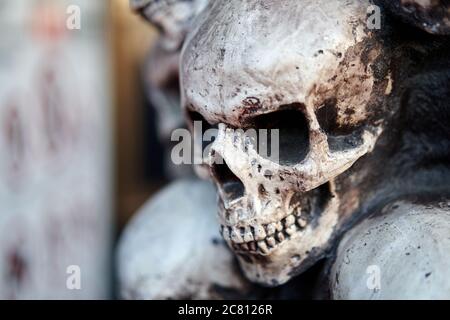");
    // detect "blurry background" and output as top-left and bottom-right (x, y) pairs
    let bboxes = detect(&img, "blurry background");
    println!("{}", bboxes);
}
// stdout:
(0, 0), (166, 298)
(111, 0), (167, 229)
